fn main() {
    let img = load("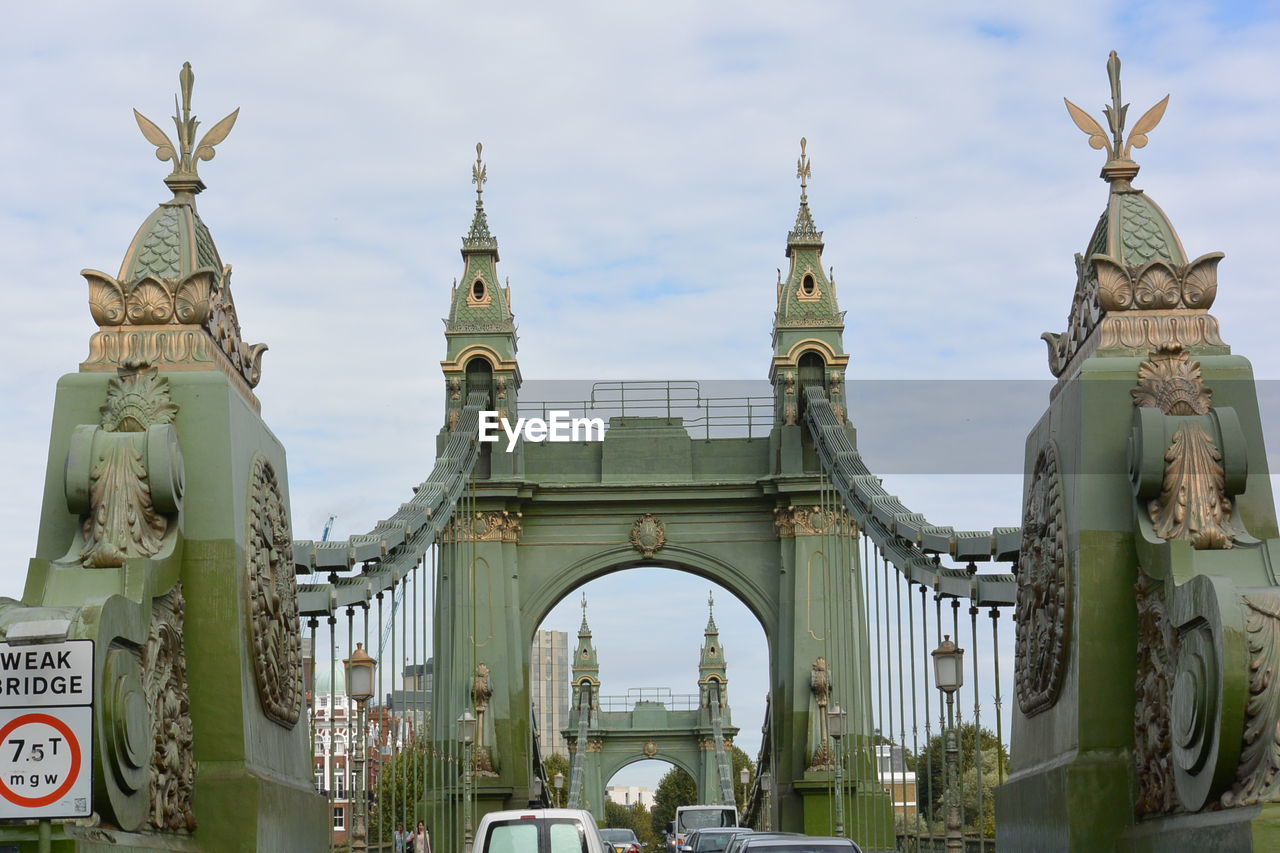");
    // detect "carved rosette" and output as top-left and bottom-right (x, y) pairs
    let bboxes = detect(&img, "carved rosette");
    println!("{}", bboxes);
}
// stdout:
(1221, 591), (1280, 807)
(1014, 442), (1071, 716)
(774, 506), (857, 538)
(1134, 572), (1178, 816)
(441, 511), (522, 543)
(146, 586), (196, 831)
(245, 455), (303, 728)
(630, 514), (666, 558)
